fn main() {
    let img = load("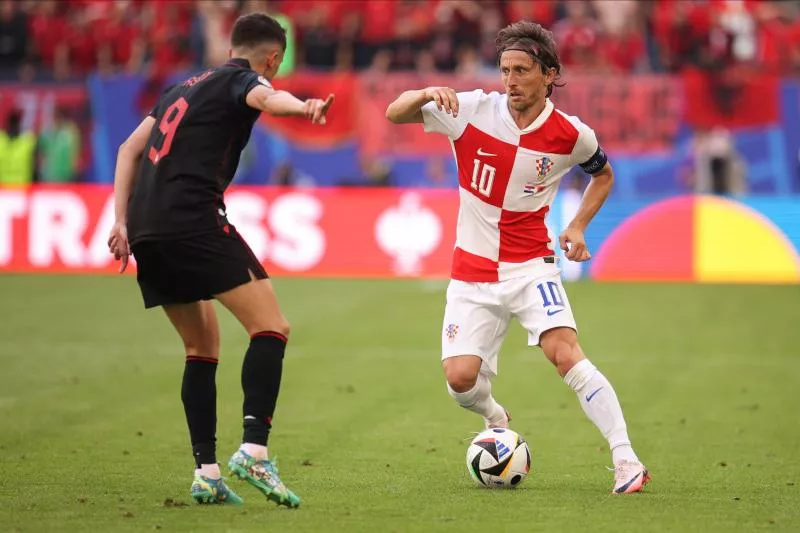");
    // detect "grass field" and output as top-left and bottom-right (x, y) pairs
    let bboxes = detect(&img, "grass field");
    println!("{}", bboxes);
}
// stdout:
(1, 275), (799, 532)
